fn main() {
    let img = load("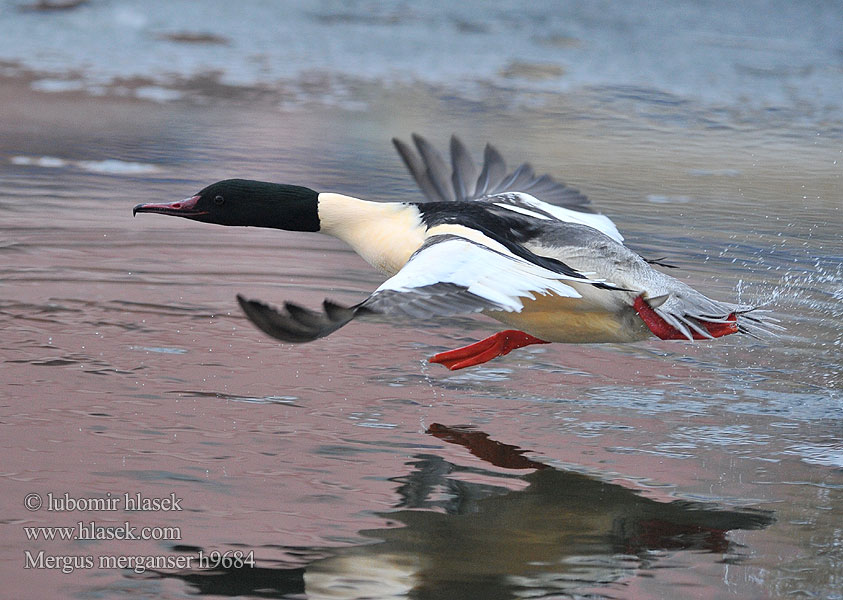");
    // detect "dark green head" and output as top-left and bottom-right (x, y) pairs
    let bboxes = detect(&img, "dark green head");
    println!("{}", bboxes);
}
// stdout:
(133, 179), (320, 232)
